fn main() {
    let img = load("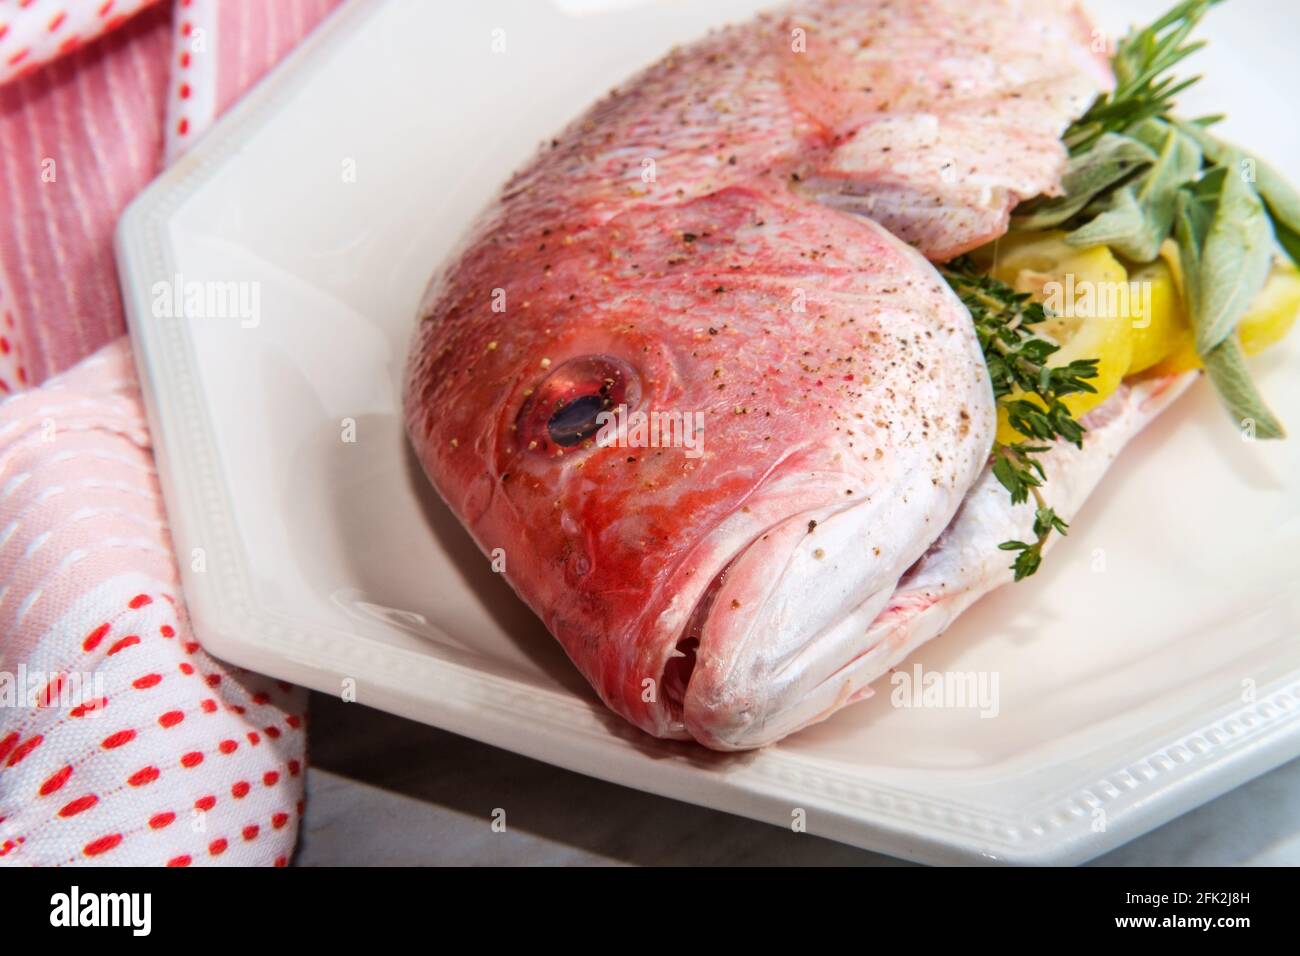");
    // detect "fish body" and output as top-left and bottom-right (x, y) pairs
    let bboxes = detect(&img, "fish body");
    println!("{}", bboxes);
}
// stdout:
(482, 0), (1111, 262)
(404, 0), (1146, 749)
